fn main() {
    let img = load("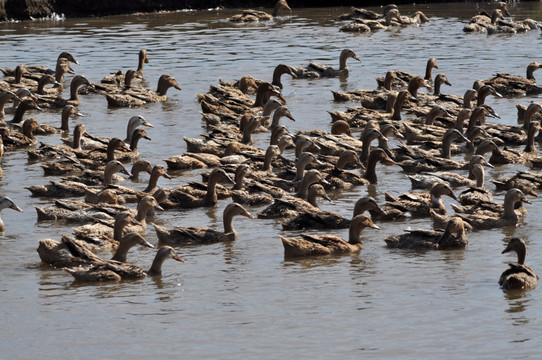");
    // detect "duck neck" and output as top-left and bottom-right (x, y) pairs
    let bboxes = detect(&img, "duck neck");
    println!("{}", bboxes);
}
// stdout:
(157, 81), (171, 96)
(334, 154), (351, 171)
(348, 222), (363, 244)
(440, 132), (455, 159)
(294, 157), (310, 182)
(135, 204), (149, 225)
(391, 93), (406, 120)
(384, 72), (394, 91)
(130, 133), (142, 151)
(22, 121), (36, 140)
(363, 154), (380, 184)
(473, 164), (485, 187)
(516, 246), (526, 265)
(360, 134), (377, 163)
(306, 188), (320, 207)
(111, 238), (136, 262)
(112, 219), (128, 242)
(339, 53), (349, 71)
(524, 124), (537, 153)
(296, 176), (315, 199)
(424, 59), (434, 80)
(430, 193), (444, 211)
(137, 52), (146, 74)
(433, 80), (442, 96)
(69, 78), (83, 101)
(262, 149), (276, 172)
(253, 85), (270, 108)
(144, 169), (161, 193)
(106, 141), (120, 162)
(204, 174), (219, 204)
(502, 196), (519, 221)
(272, 66), (287, 89)
(12, 103), (29, 124)
(223, 211), (236, 234)
(233, 170), (247, 191)
(37, 77), (50, 95)
(147, 255), (166, 276)
(103, 166), (117, 186)
(72, 126), (83, 149)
